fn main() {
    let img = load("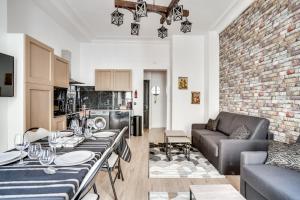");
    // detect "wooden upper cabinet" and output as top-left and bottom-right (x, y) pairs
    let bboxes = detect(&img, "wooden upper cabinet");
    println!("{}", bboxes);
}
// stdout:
(95, 70), (113, 91)
(54, 56), (69, 88)
(113, 70), (132, 91)
(95, 69), (132, 91)
(26, 83), (53, 131)
(25, 36), (54, 86)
